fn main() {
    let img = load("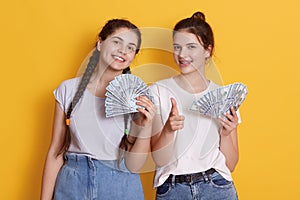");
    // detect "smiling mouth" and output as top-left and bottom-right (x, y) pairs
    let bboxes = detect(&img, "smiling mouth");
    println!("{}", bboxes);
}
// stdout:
(179, 59), (191, 66)
(112, 55), (125, 62)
